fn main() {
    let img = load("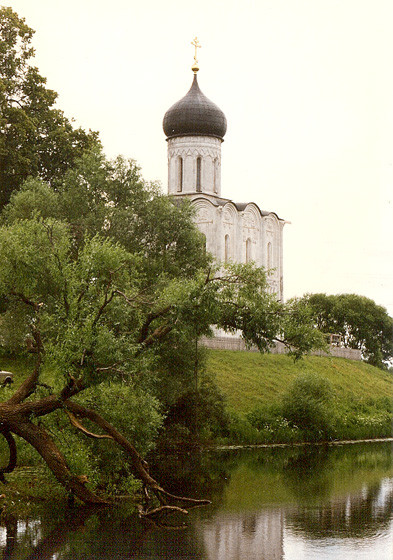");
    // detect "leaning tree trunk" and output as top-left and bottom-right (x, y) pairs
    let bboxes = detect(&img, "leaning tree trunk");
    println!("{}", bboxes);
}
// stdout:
(0, 399), (107, 504)
(0, 396), (210, 516)
(11, 419), (107, 504)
